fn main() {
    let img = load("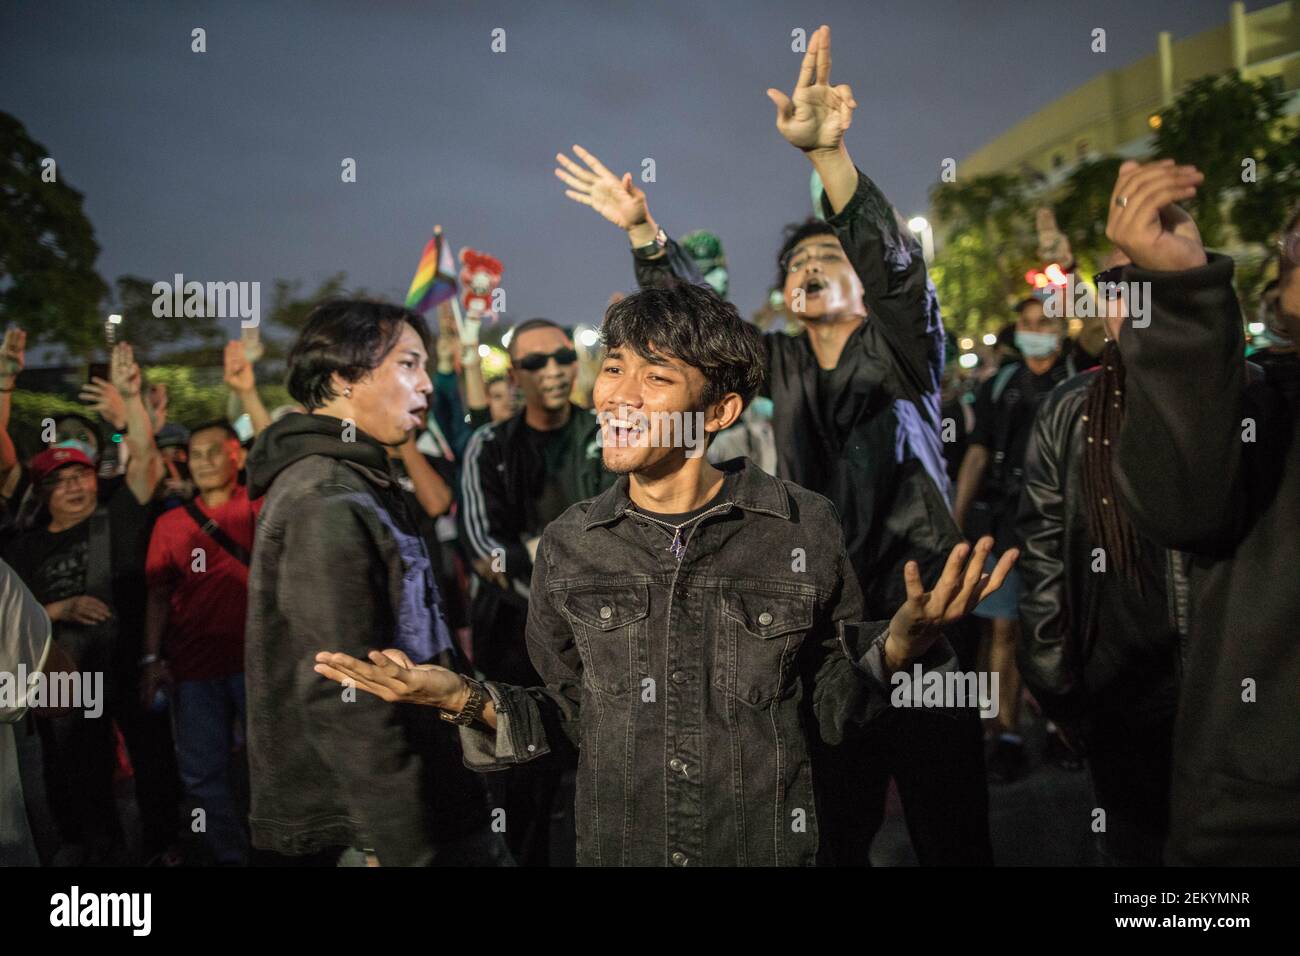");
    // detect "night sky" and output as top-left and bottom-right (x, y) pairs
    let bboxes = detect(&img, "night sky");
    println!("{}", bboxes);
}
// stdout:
(2, 0), (1260, 347)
